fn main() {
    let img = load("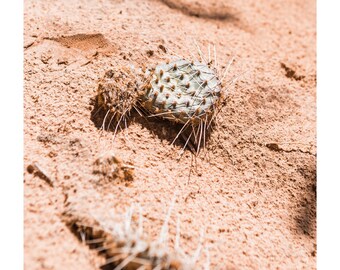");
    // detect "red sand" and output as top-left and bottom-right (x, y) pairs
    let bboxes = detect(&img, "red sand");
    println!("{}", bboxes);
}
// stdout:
(24, 0), (316, 269)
